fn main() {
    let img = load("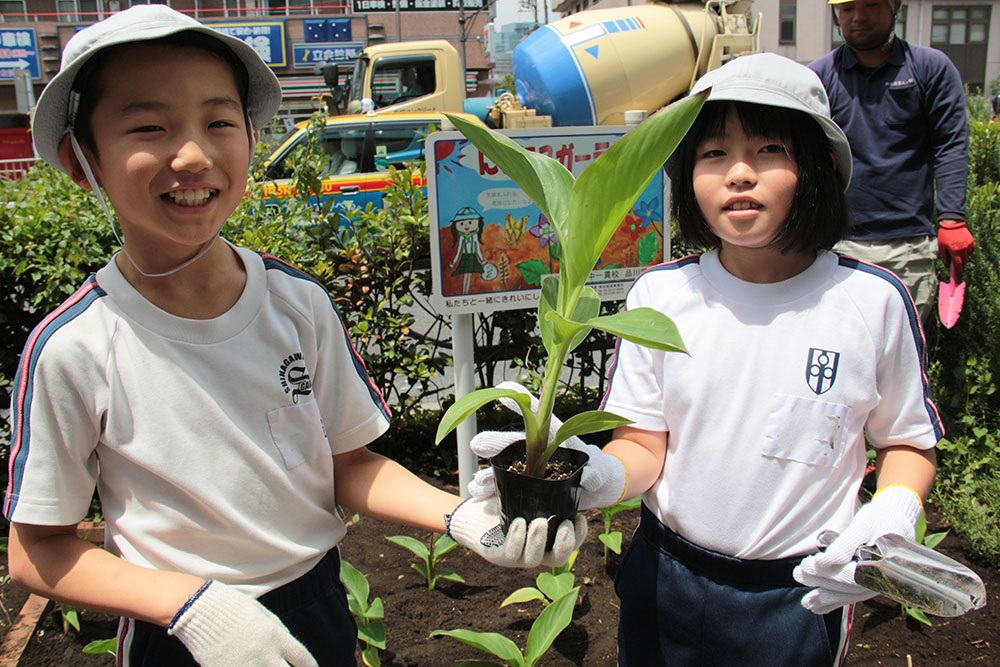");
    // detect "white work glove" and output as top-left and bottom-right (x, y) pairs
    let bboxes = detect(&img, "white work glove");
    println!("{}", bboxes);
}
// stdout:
(446, 496), (587, 568)
(168, 580), (317, 667)
(793, 485), (924, 615)
(467, 381), (628, 510)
